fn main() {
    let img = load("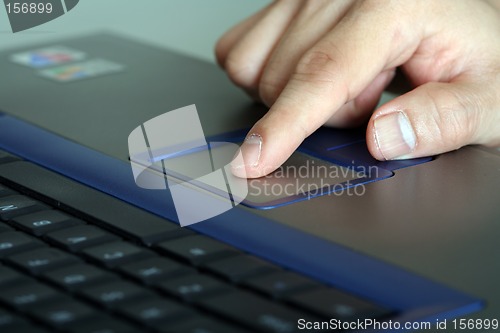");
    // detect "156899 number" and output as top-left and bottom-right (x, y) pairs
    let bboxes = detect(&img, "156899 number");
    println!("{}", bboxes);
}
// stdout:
(6, 2), (53, 14)
(452, 318), (499, 330)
